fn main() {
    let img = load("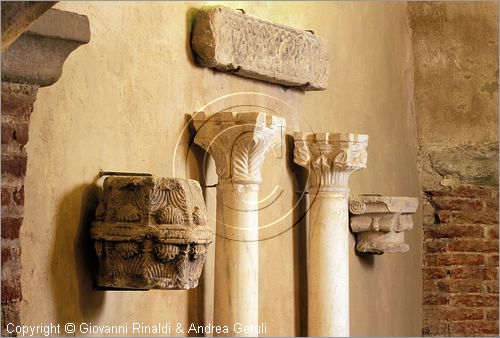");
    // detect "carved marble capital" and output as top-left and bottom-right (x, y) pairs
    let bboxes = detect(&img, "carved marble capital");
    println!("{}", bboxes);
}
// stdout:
(90, 176), (214, 290)
(193, 112), (285, 186)
(293, 132), (368, 192)
(349, 195), (418, 254)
